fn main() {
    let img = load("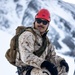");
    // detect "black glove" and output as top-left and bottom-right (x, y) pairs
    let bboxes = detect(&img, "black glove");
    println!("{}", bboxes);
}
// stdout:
(41, 61), (58, 75)
(60, 60), (69, 72)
